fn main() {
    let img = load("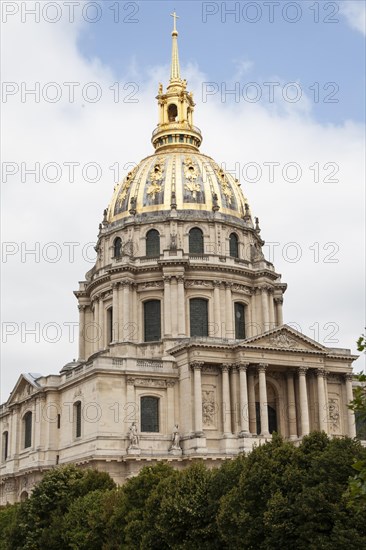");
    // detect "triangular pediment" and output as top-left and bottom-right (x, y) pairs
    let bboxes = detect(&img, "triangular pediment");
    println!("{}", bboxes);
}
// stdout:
(6, 373), (41, 406)
(239, 325), (326, 353)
